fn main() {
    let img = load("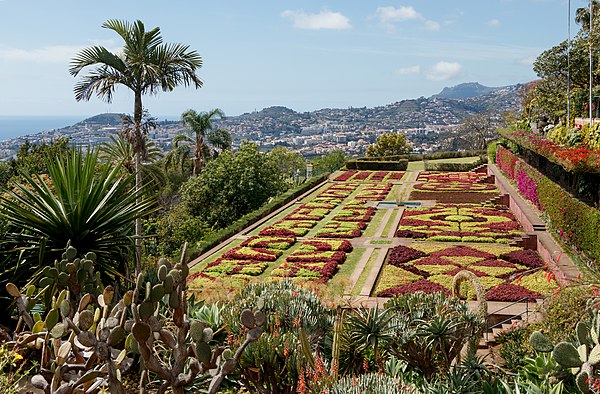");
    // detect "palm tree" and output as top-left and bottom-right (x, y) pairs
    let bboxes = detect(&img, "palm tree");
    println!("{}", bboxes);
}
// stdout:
(164, 133), (194, 175)
(70, 19), (202, 273)
(180, 108), (225, 175)
(0, 148), (156, 286)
